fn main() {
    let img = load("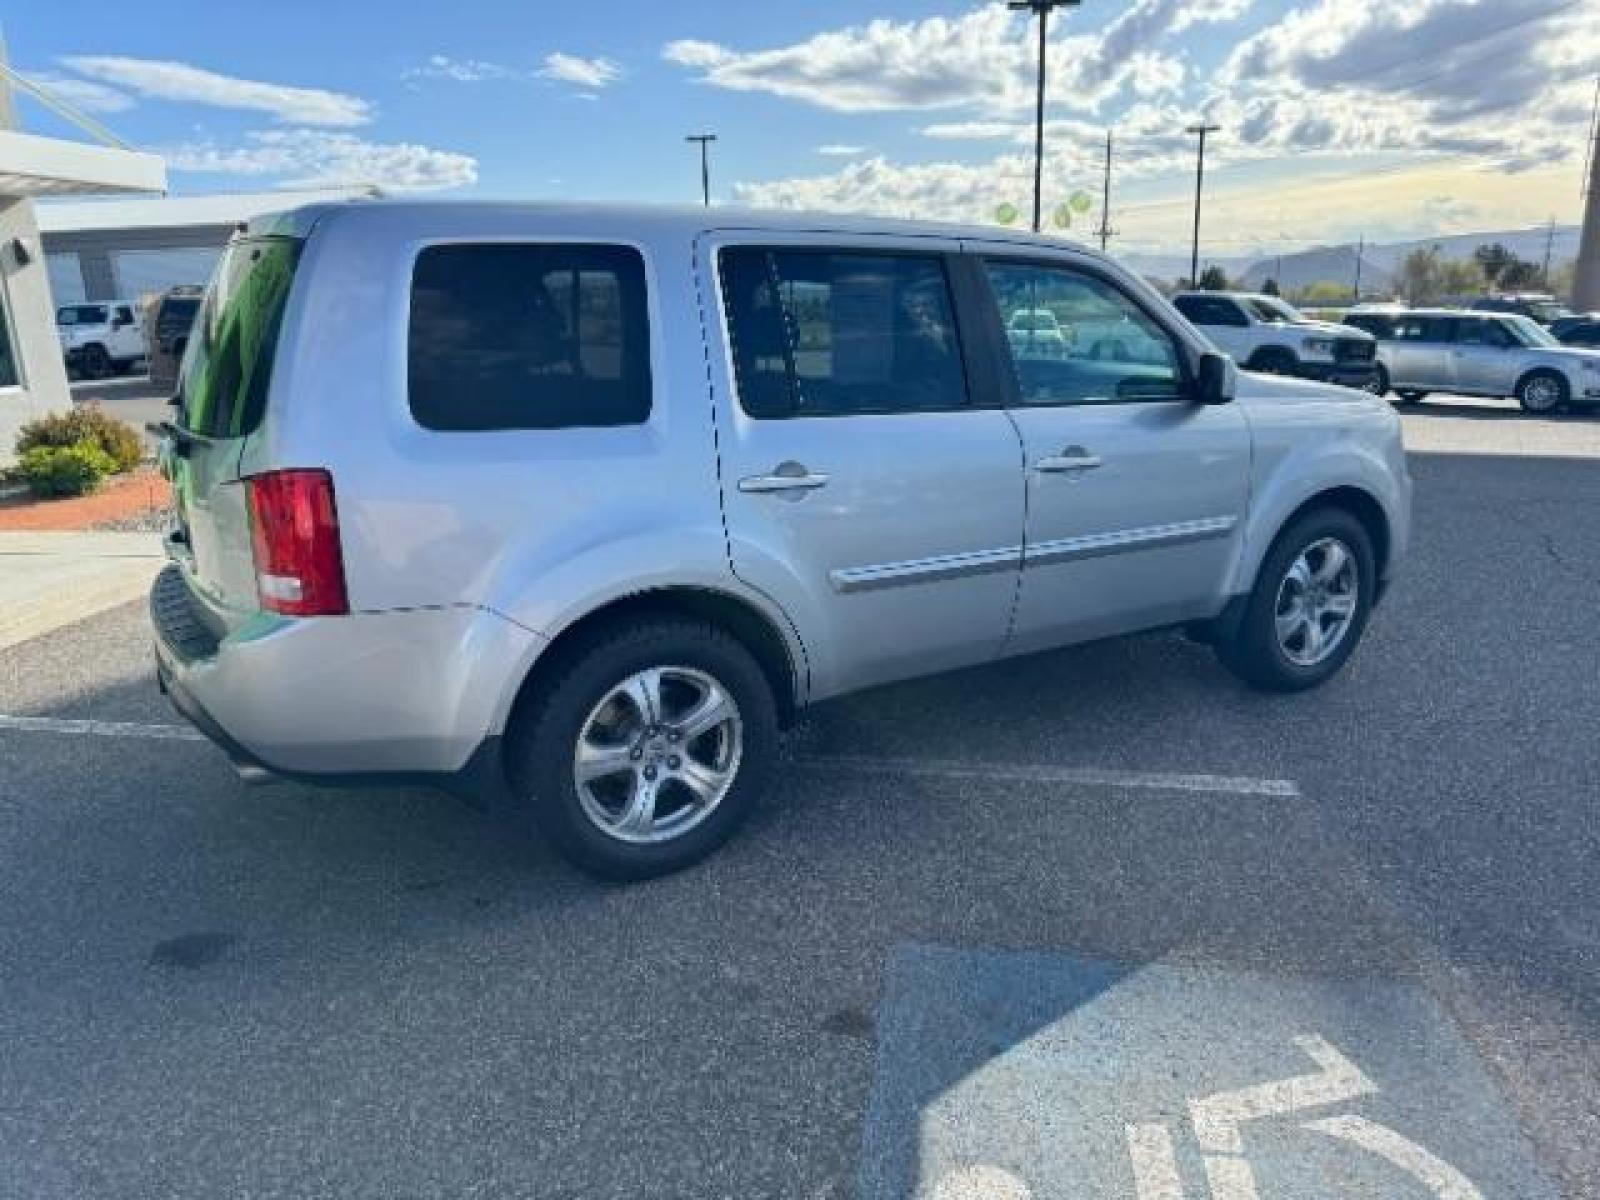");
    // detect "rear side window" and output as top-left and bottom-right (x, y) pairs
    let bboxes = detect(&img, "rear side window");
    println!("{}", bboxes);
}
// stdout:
(1344, 314), (1394, 338)
(180, 237), (302, 439)
(1172, 295), (1248, 327)
(1391, 317), (1452, 343)
(408, 243), (651, 431)
(719, 248), (968, 419)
